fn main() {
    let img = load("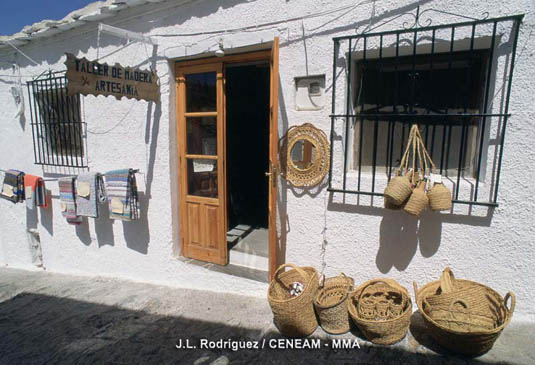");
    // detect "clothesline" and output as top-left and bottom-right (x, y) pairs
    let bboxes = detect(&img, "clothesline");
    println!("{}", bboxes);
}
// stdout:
(0, 168), (140, 182)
